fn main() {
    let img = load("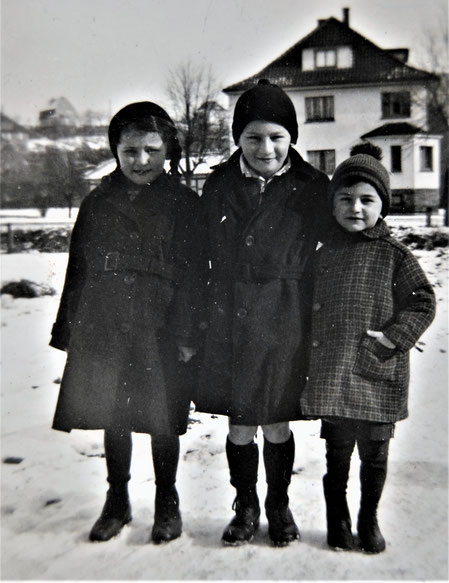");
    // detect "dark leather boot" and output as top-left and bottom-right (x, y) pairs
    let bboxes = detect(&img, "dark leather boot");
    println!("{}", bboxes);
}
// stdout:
(222, 487), (261, 545)
(357, 439), (388, 553)
(151, 485), (182, 544)
(222, 438), (260, 545)
(357, 508), (385, 553)
(263, 434), (300, 546)
(89, 431), (132, 542)
(323, 475), (354, 551)
(89, 483), (132, 542)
